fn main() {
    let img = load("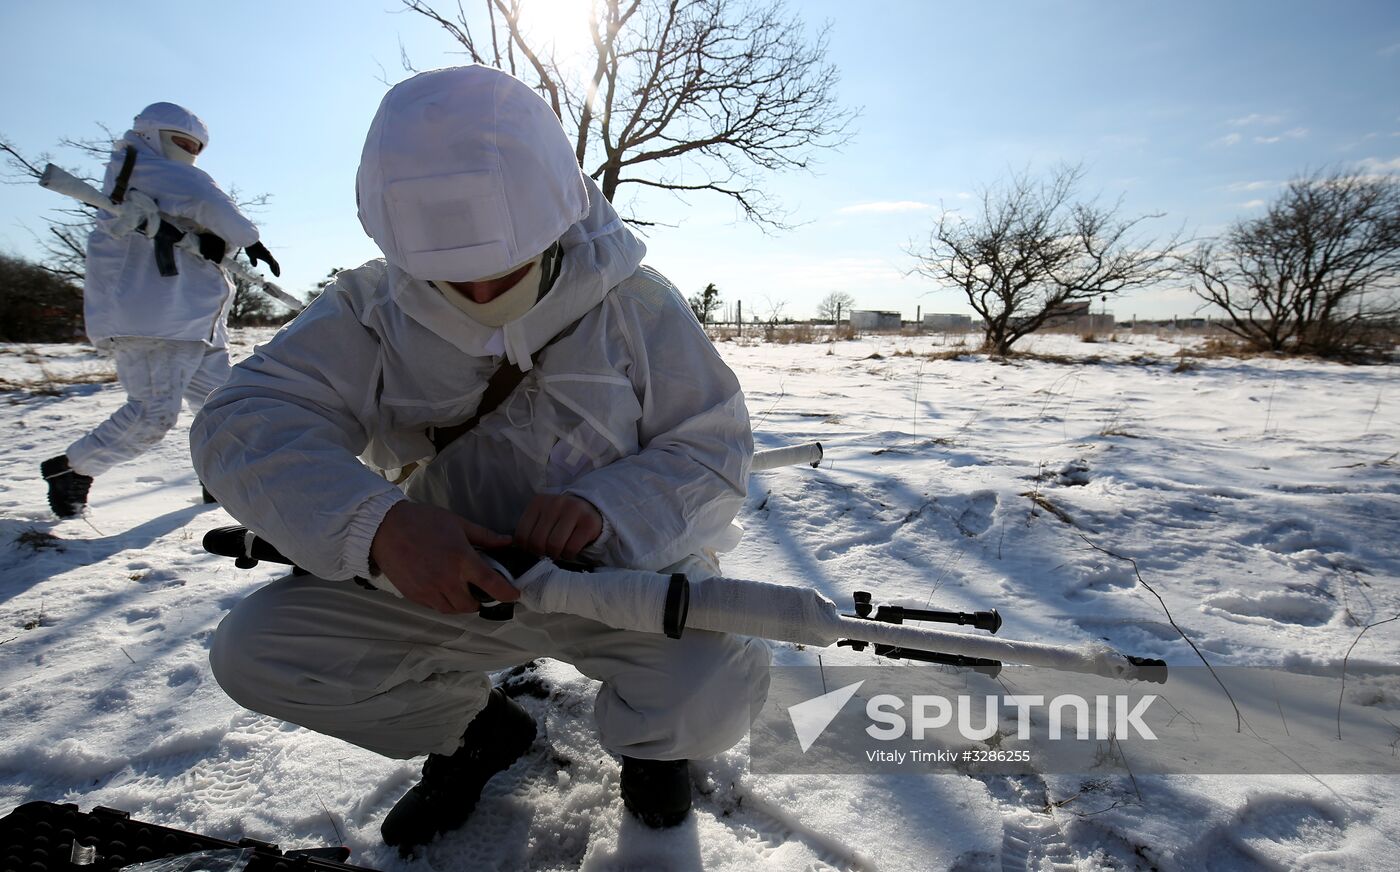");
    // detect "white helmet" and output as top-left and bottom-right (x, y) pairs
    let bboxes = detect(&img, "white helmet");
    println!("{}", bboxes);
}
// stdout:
(132, 102), (207, 165)
(355, 65), (589, 282)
